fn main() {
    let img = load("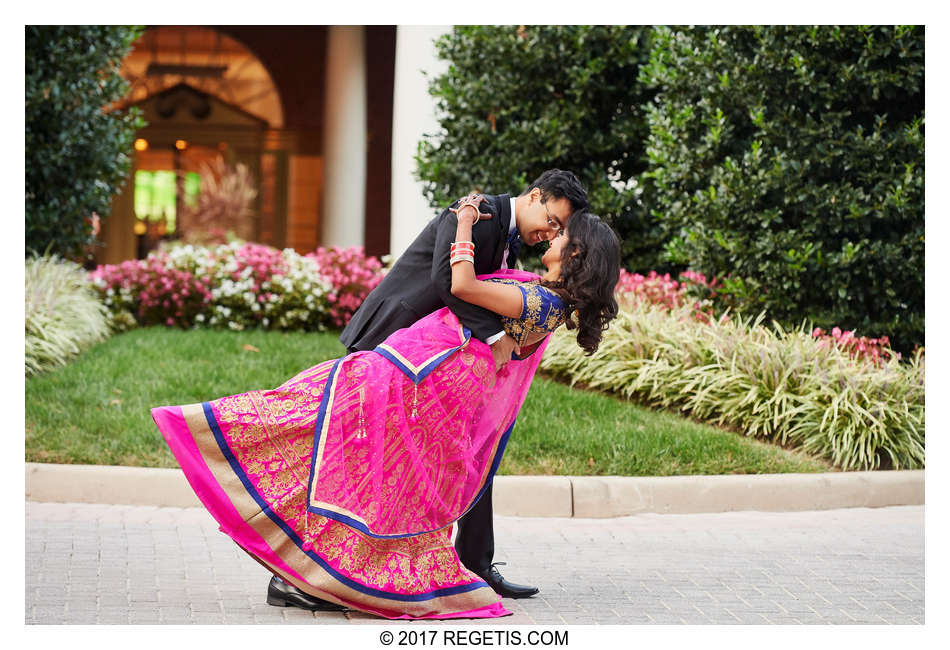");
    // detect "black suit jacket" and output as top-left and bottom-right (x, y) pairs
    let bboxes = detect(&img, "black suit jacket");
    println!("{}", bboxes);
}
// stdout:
(340, 193), (512, 352)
